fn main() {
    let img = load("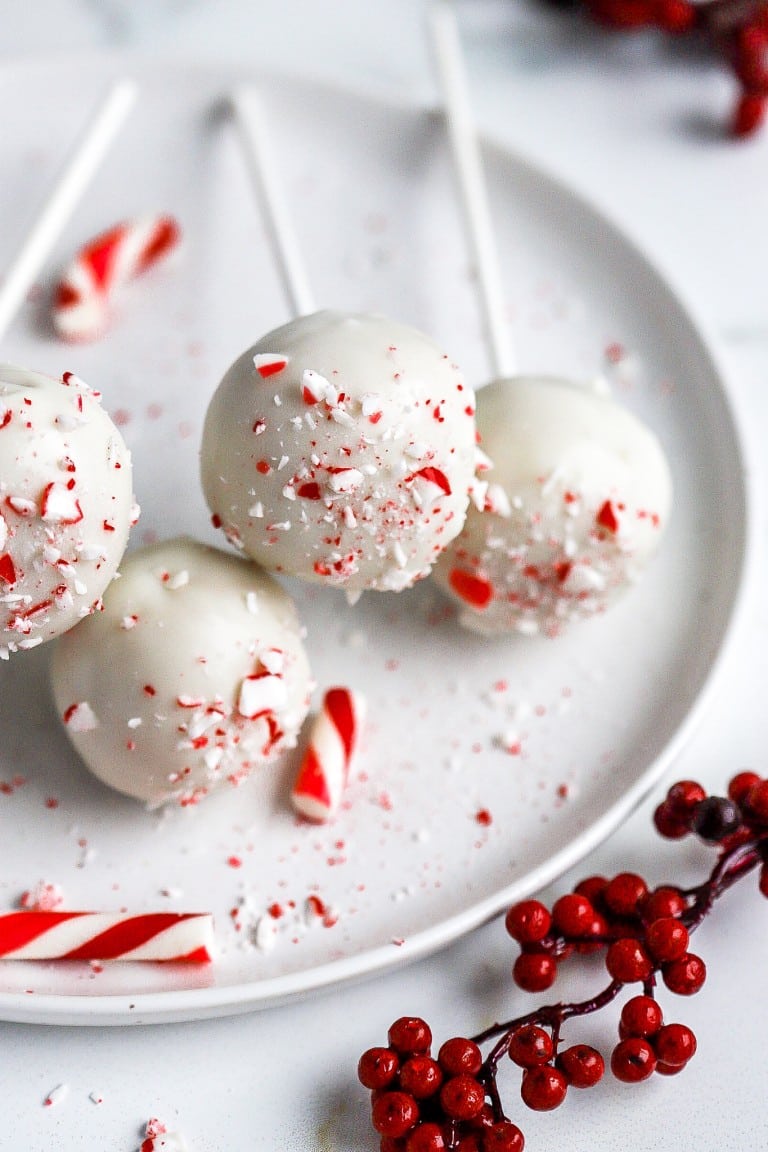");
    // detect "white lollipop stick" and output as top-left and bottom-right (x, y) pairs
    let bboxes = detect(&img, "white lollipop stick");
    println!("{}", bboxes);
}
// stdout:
(229, 87), (316, 319)
(428, 0), (516, 381)
(0, 79), (138, 344)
